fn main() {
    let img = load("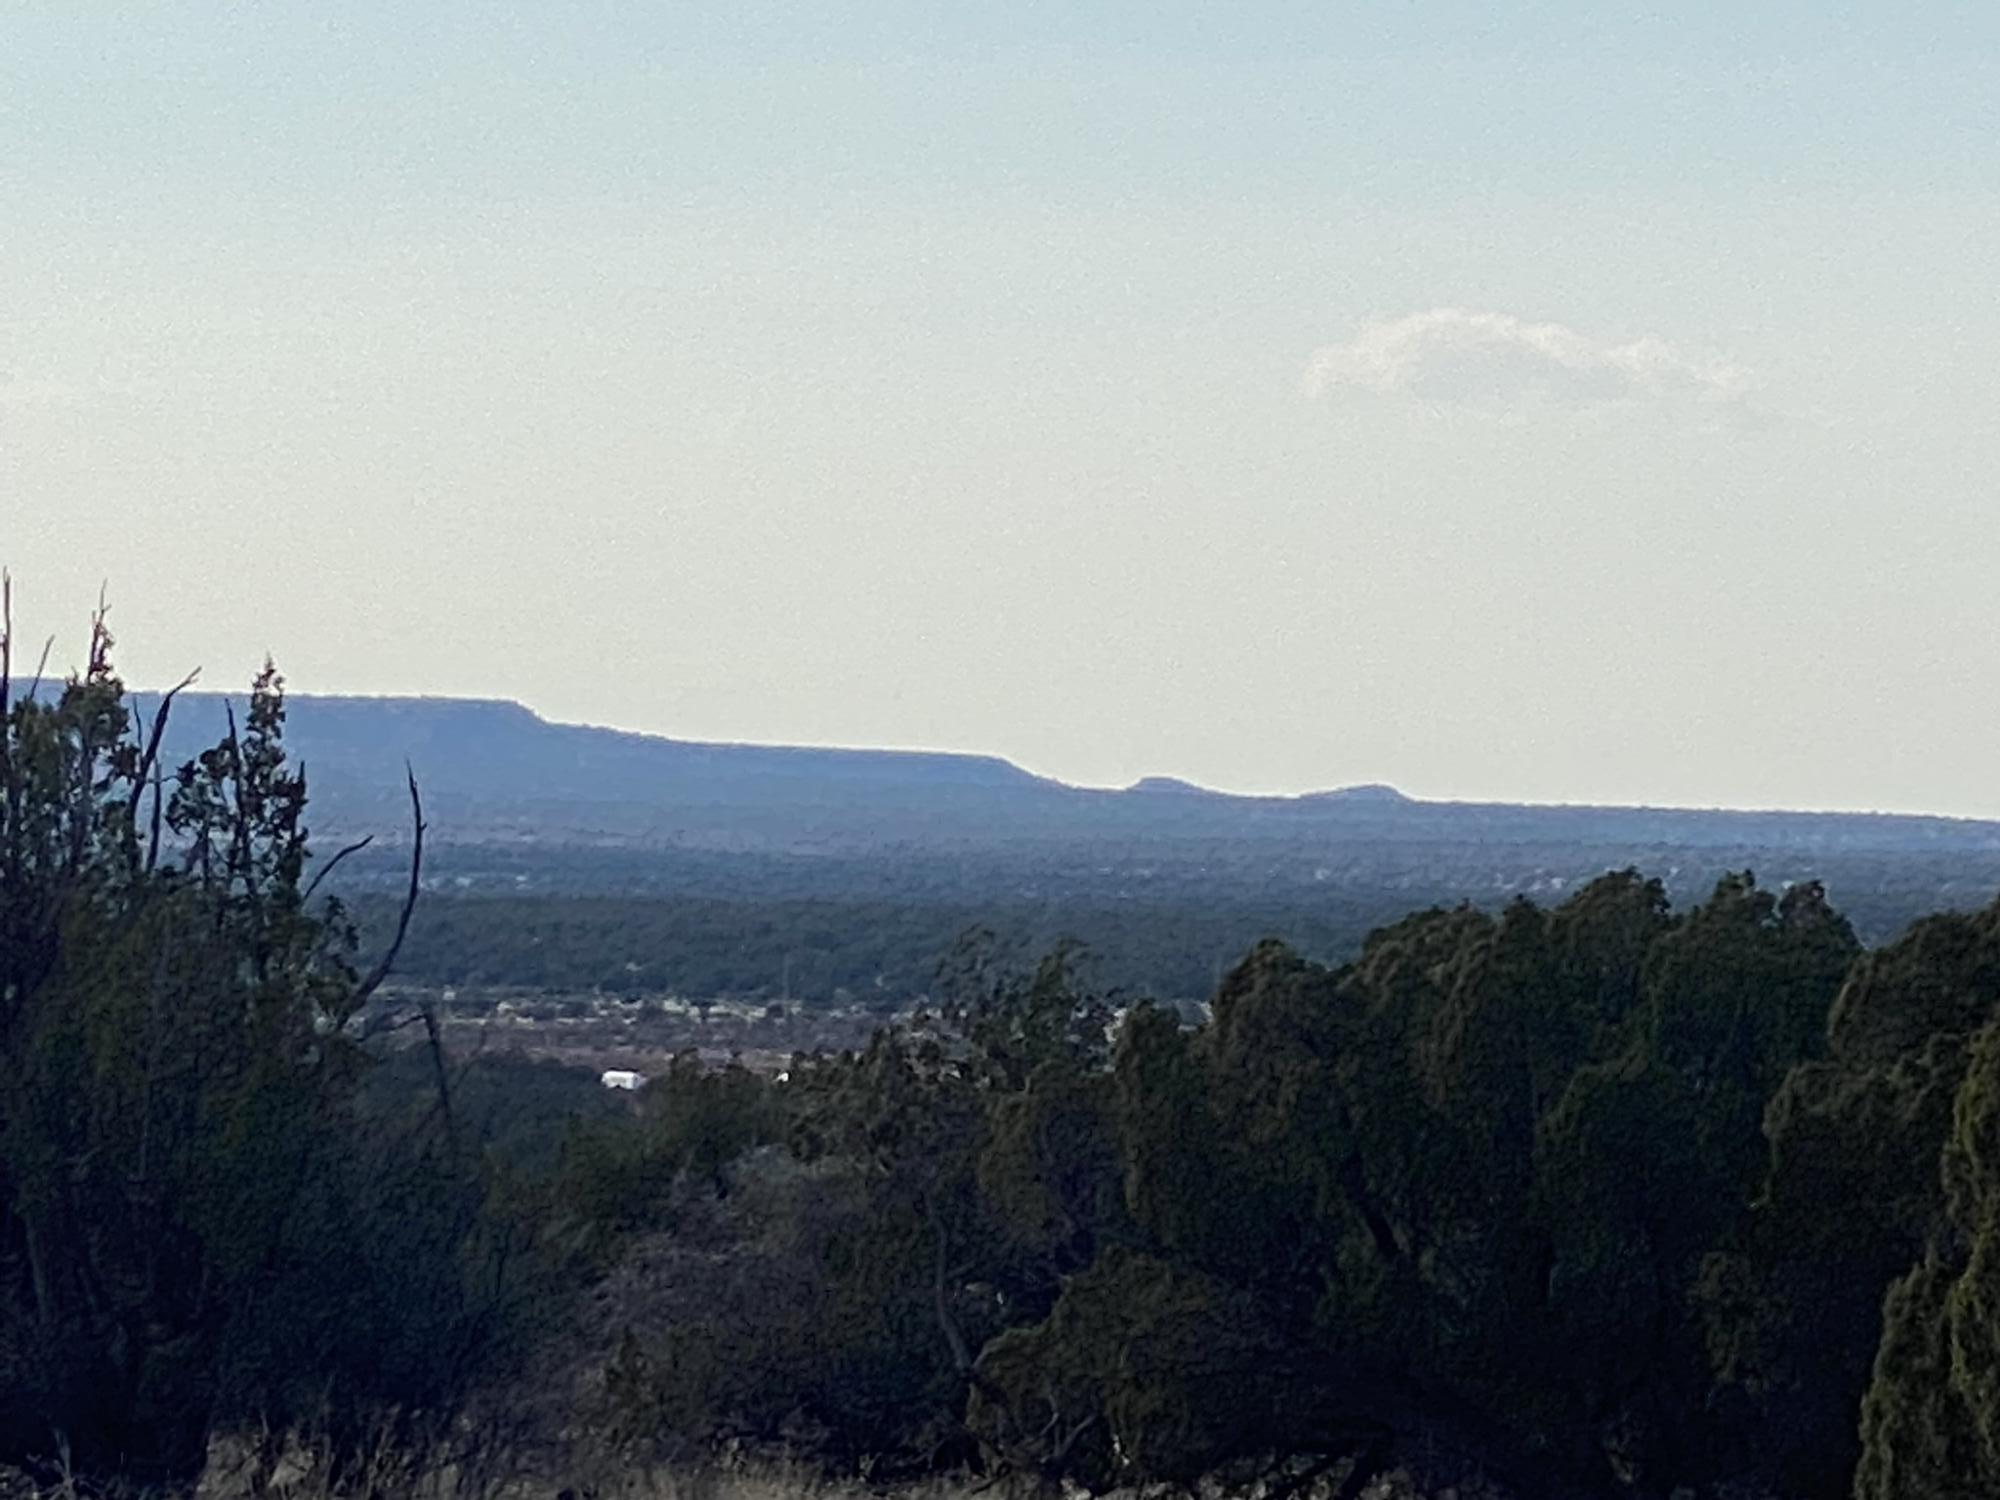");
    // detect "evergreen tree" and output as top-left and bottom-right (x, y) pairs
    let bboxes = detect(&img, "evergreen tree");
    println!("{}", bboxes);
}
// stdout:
(0, 596), (449, 1480)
